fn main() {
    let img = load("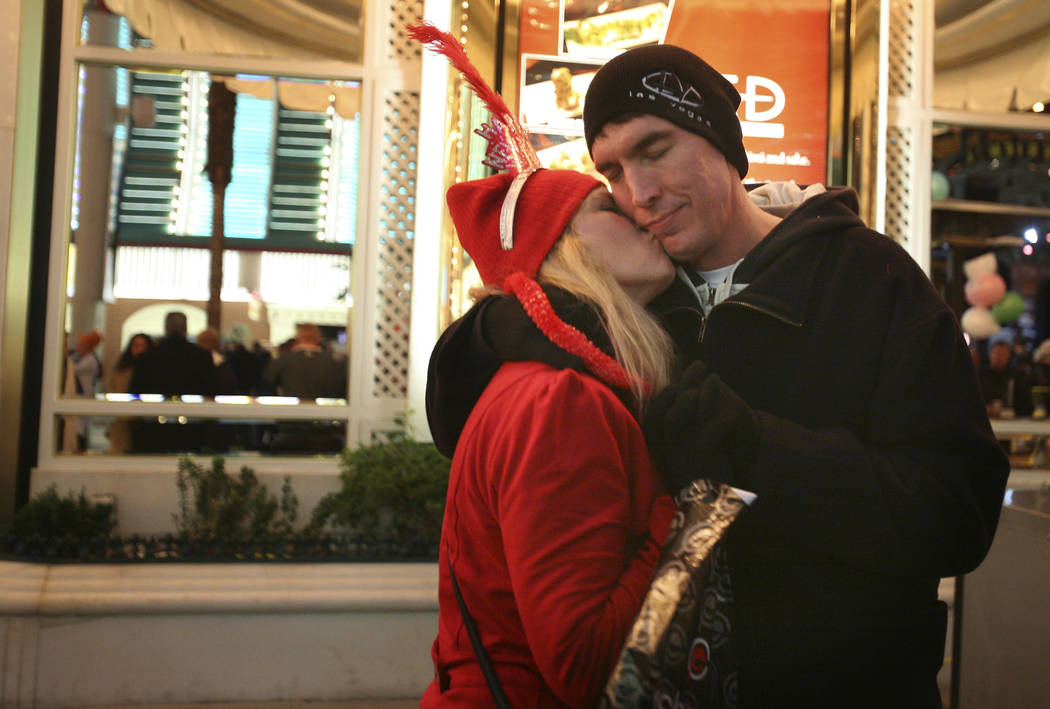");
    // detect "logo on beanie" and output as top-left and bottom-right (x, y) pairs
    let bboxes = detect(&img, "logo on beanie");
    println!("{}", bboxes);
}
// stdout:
(640, 71), (704, 110)
(626, 70), (712, 128)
